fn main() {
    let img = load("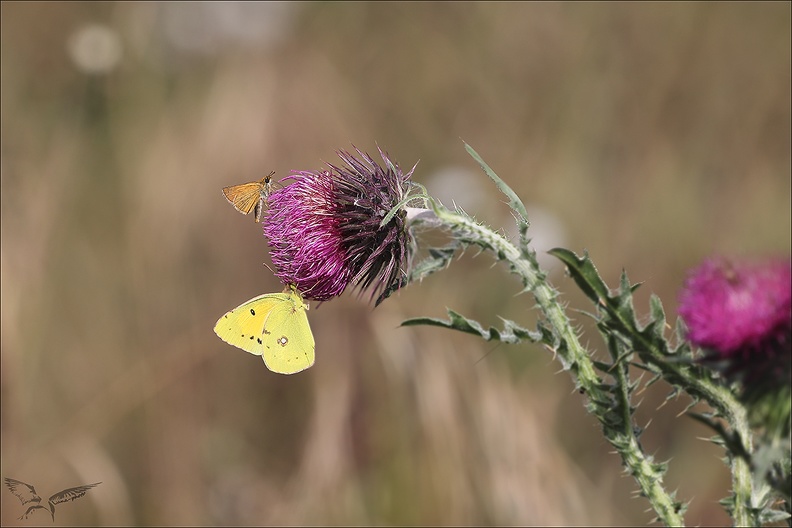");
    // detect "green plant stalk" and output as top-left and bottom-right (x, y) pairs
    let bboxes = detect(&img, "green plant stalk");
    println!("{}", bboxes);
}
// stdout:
(547, 248), (763, 525)
(598, 291), (756, 524)
(430, 203), (686, 527)
(643, 351), (755, 525)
